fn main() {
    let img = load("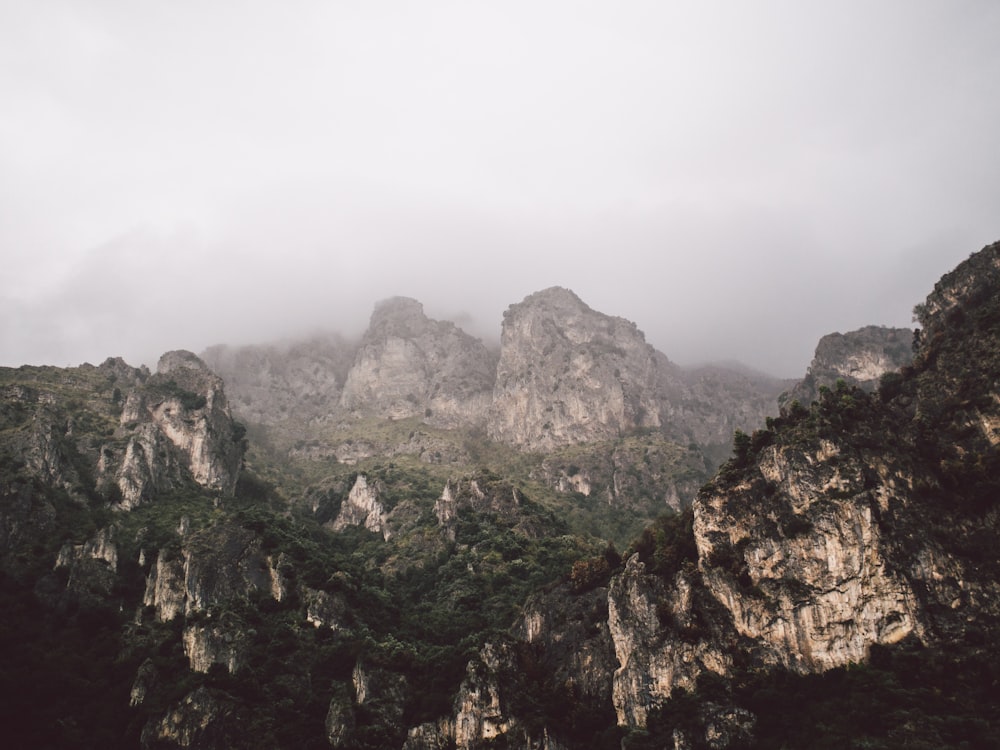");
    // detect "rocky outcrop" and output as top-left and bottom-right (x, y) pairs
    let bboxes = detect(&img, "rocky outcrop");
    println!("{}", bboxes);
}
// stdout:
(780, 325), (913, 409)
(488, 288), (665, 451)
(112, 351), (243, 506)
(183, 619), (244, 674)
(434, 476), (524, 540)
(143, 524), (277, 621)
(340, 297), (497, 427)
(694, 441), (924, 673)
(608, 556), (730, 726)
(487, 288), (785, 458)
(140, 687), (237, 749)
(54, 525), (119, 600)
(304, 587), (349, 629)
(330, 474), (391, 540)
